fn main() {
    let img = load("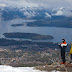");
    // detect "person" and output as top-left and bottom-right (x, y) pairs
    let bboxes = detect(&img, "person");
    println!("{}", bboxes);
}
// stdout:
(69, 43), (72, 64)
(58, 39), (67, 64)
